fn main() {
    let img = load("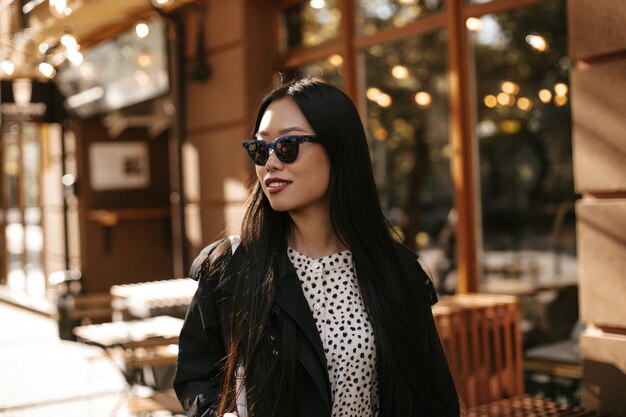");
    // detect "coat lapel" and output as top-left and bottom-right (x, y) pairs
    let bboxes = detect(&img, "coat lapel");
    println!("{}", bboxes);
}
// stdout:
(273, 252), (331, 411)
(217, 244), (331, 411)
